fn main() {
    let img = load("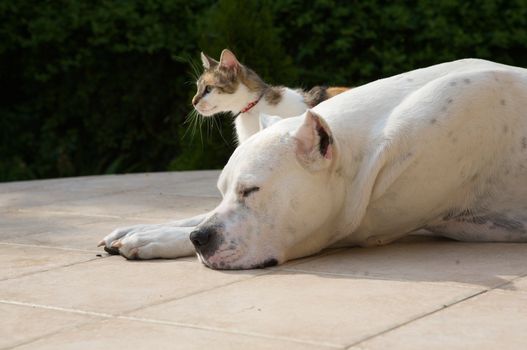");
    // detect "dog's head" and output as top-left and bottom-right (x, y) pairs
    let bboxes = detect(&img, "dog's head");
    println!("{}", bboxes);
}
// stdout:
(190, 110), (345, 269)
